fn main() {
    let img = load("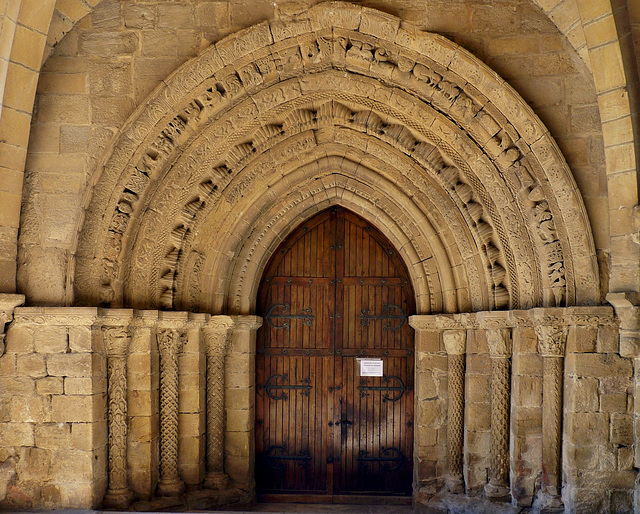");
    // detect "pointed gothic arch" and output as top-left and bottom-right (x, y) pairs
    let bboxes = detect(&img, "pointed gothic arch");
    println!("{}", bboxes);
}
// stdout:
(73, 2), (599, 316)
